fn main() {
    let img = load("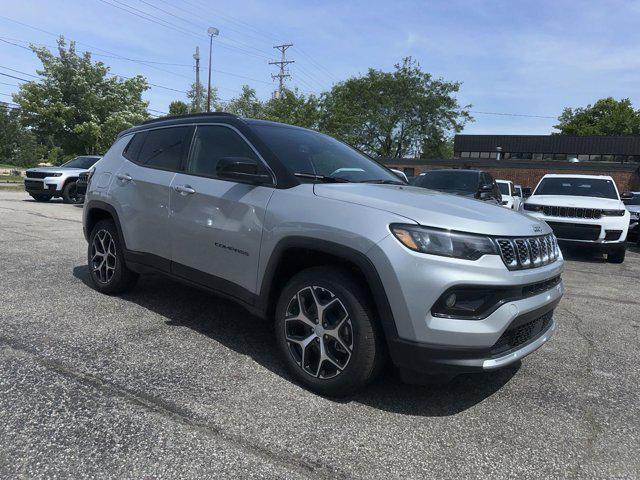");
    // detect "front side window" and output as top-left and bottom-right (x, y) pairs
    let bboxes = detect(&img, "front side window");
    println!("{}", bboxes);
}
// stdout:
(534, 177), (619, 200)
(251, 124), (401, 183)
(414, 170), (479, 194)
(137, 127), (191, 171)
(188, 125), (260, 177)
(497, 182), (510, 195)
